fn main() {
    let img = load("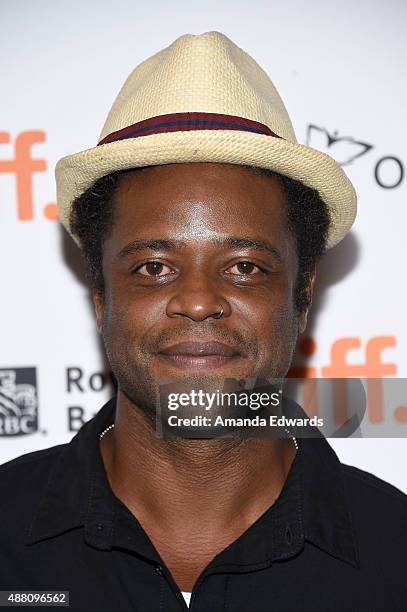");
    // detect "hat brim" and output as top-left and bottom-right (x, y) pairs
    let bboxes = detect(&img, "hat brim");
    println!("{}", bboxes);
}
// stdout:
(55, 129), (357, 250)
